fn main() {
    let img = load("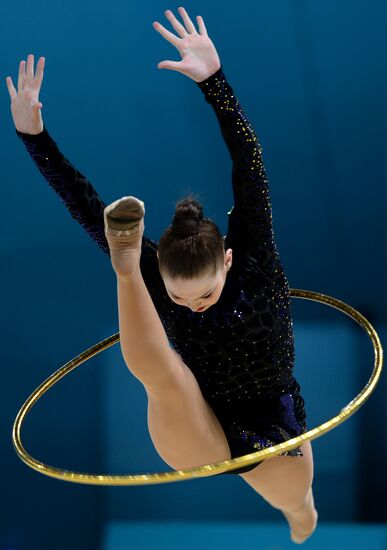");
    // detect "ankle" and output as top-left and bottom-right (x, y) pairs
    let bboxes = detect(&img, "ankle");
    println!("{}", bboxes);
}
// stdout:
(116, 266), (142, 283)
